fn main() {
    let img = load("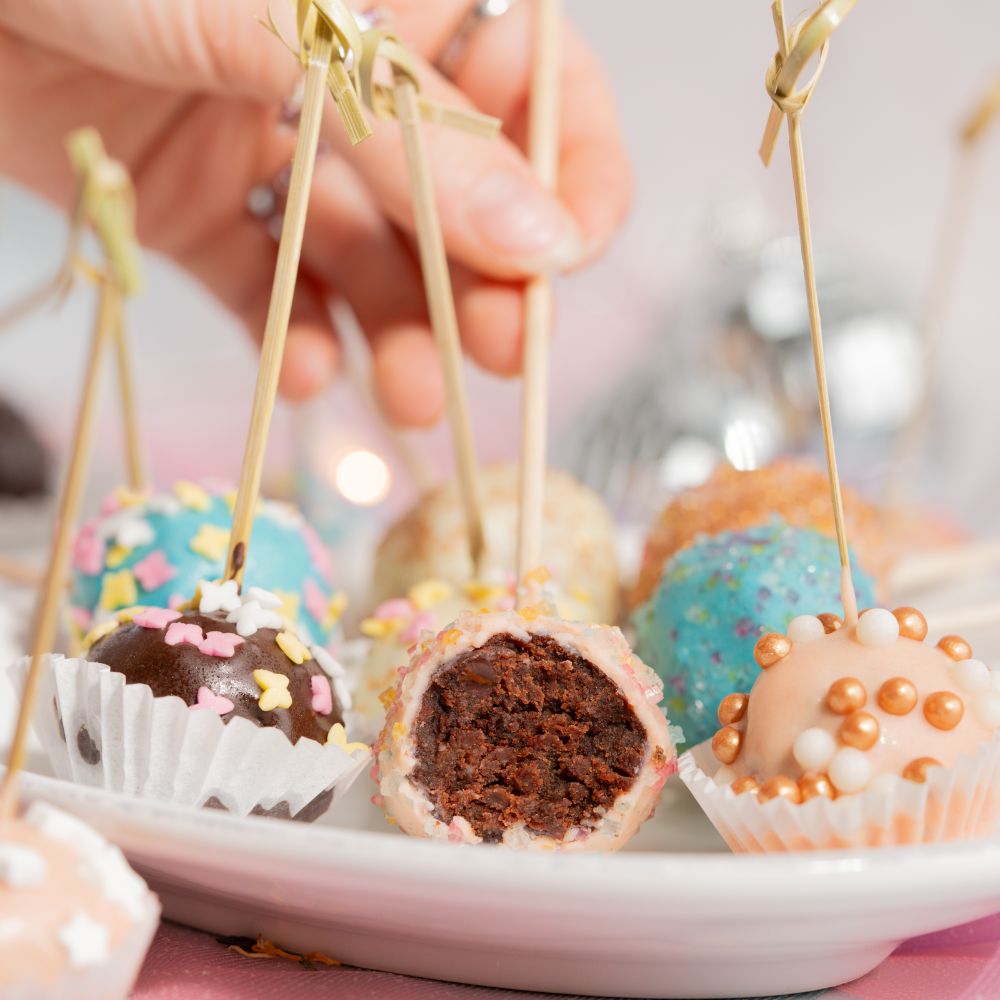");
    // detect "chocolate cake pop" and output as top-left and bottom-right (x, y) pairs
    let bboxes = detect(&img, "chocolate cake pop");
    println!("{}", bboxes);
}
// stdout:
(376, 608), (676, 850)
(0, 801), (159, 999)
